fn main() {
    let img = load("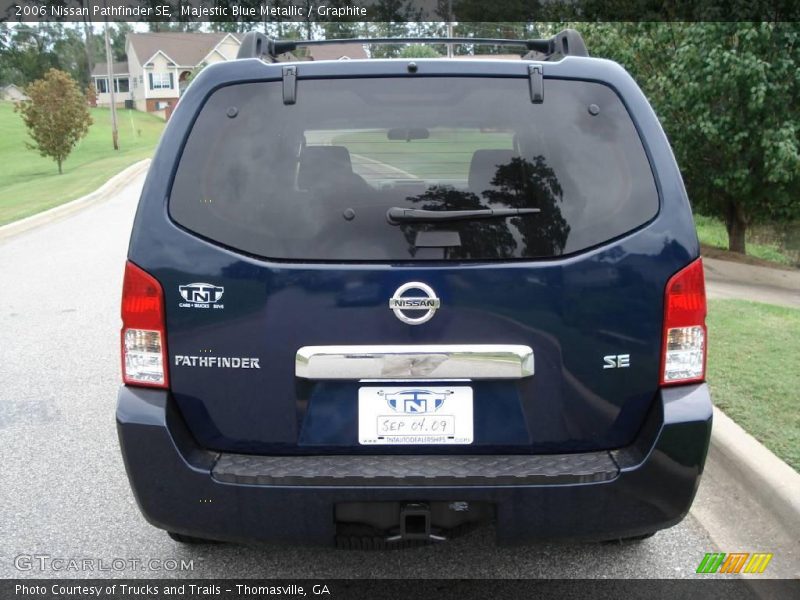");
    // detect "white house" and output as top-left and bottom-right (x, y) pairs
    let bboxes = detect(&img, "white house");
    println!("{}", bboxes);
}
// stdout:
(88, 37), (383, 118)
(0, 83), (28, 102)
(90, 61), (130, 107)
(92, 32), (241, 118)
(127, 32), (241, 117)
(306, 43), (368, 61)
